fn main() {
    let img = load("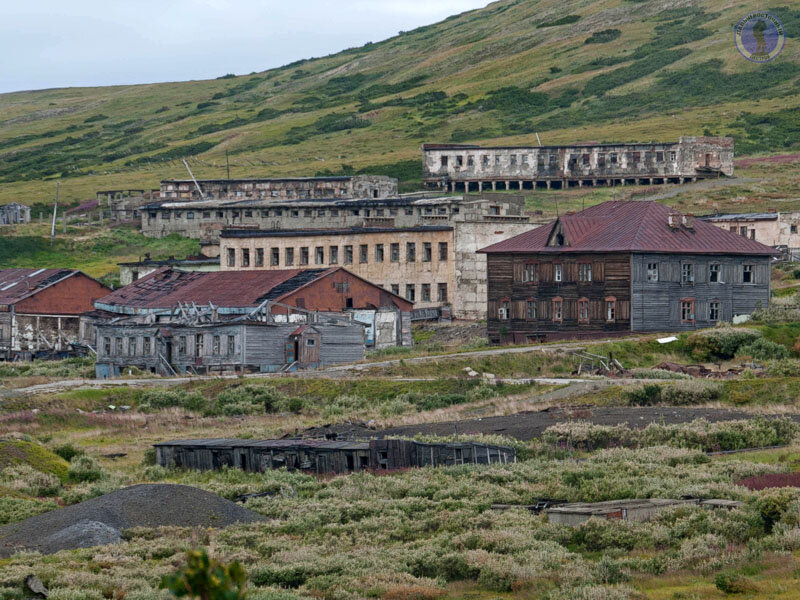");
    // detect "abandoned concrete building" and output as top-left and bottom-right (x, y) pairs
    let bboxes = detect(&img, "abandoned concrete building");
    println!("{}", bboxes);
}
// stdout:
(154, 437), (516, 474)
(0, 203), (31, 226)
(118, 254), (220, 286)
(701, 210), (800, 259)
(0, 269), (110, 360)
(219, 217), (535, 320)
(139, 193), (528, 242)
(423, 136), (734, 191)
(94, 267), (413, 372)
(159, 175), (397, 202)
(96, 189), (160, 223)
(480, 201), (775, 344)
